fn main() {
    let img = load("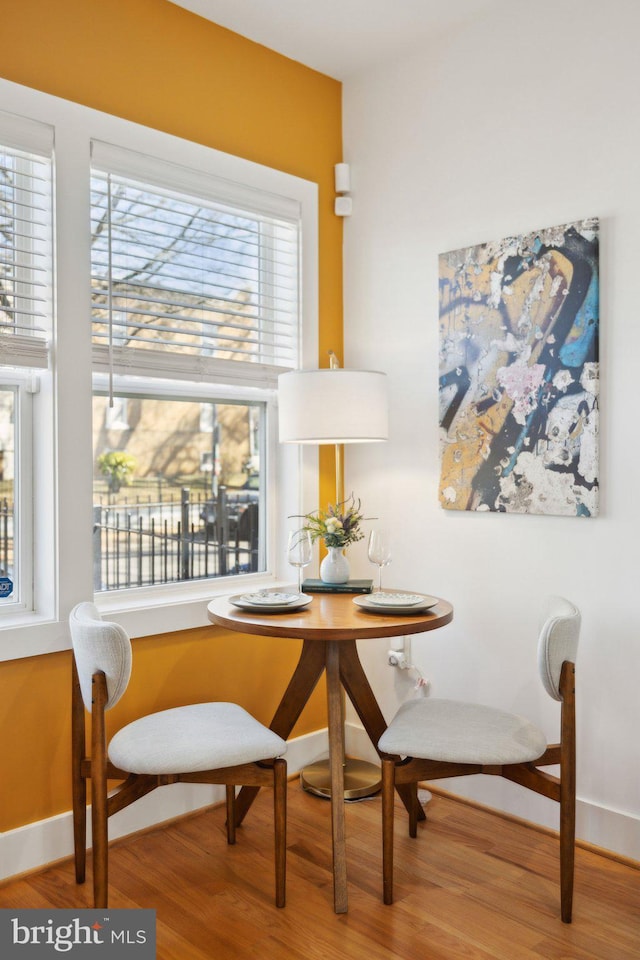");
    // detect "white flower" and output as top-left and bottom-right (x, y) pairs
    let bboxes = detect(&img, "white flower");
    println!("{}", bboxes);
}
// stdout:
(325, 517), (343, 532)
